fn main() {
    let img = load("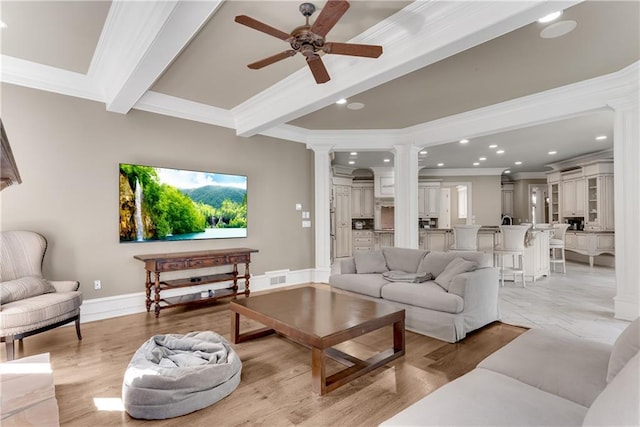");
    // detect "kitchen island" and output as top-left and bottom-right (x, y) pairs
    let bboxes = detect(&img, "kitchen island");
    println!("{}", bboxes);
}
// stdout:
(564, 230), (615, 267)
